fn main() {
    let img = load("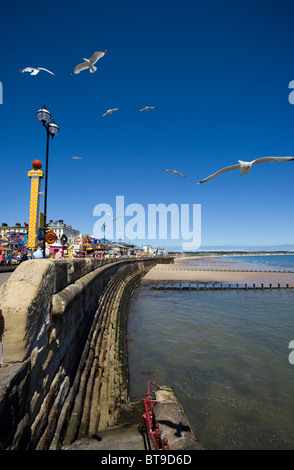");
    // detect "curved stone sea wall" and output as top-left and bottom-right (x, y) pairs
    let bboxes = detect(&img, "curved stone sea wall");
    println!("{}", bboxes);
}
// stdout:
(0, 256), (173, 450)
